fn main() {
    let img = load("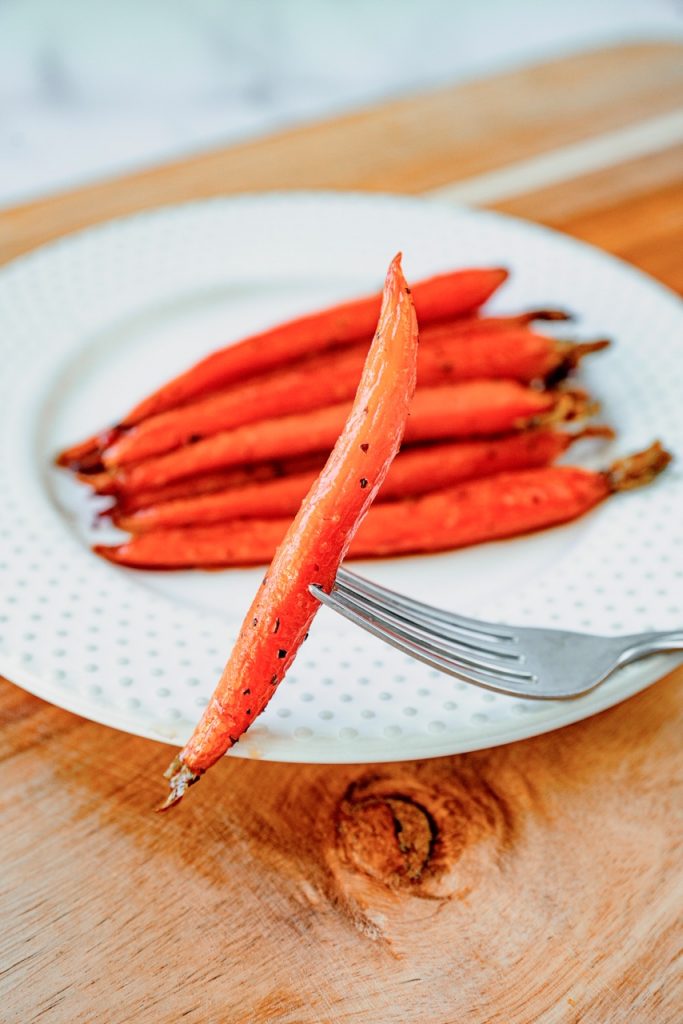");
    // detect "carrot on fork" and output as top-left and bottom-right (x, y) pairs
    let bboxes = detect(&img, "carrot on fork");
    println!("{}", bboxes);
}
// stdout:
(96, 443), (671, 569)
(109, 382), (593, 493)
(152, 252), (419, 807)
(114, 427), (614, 533)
